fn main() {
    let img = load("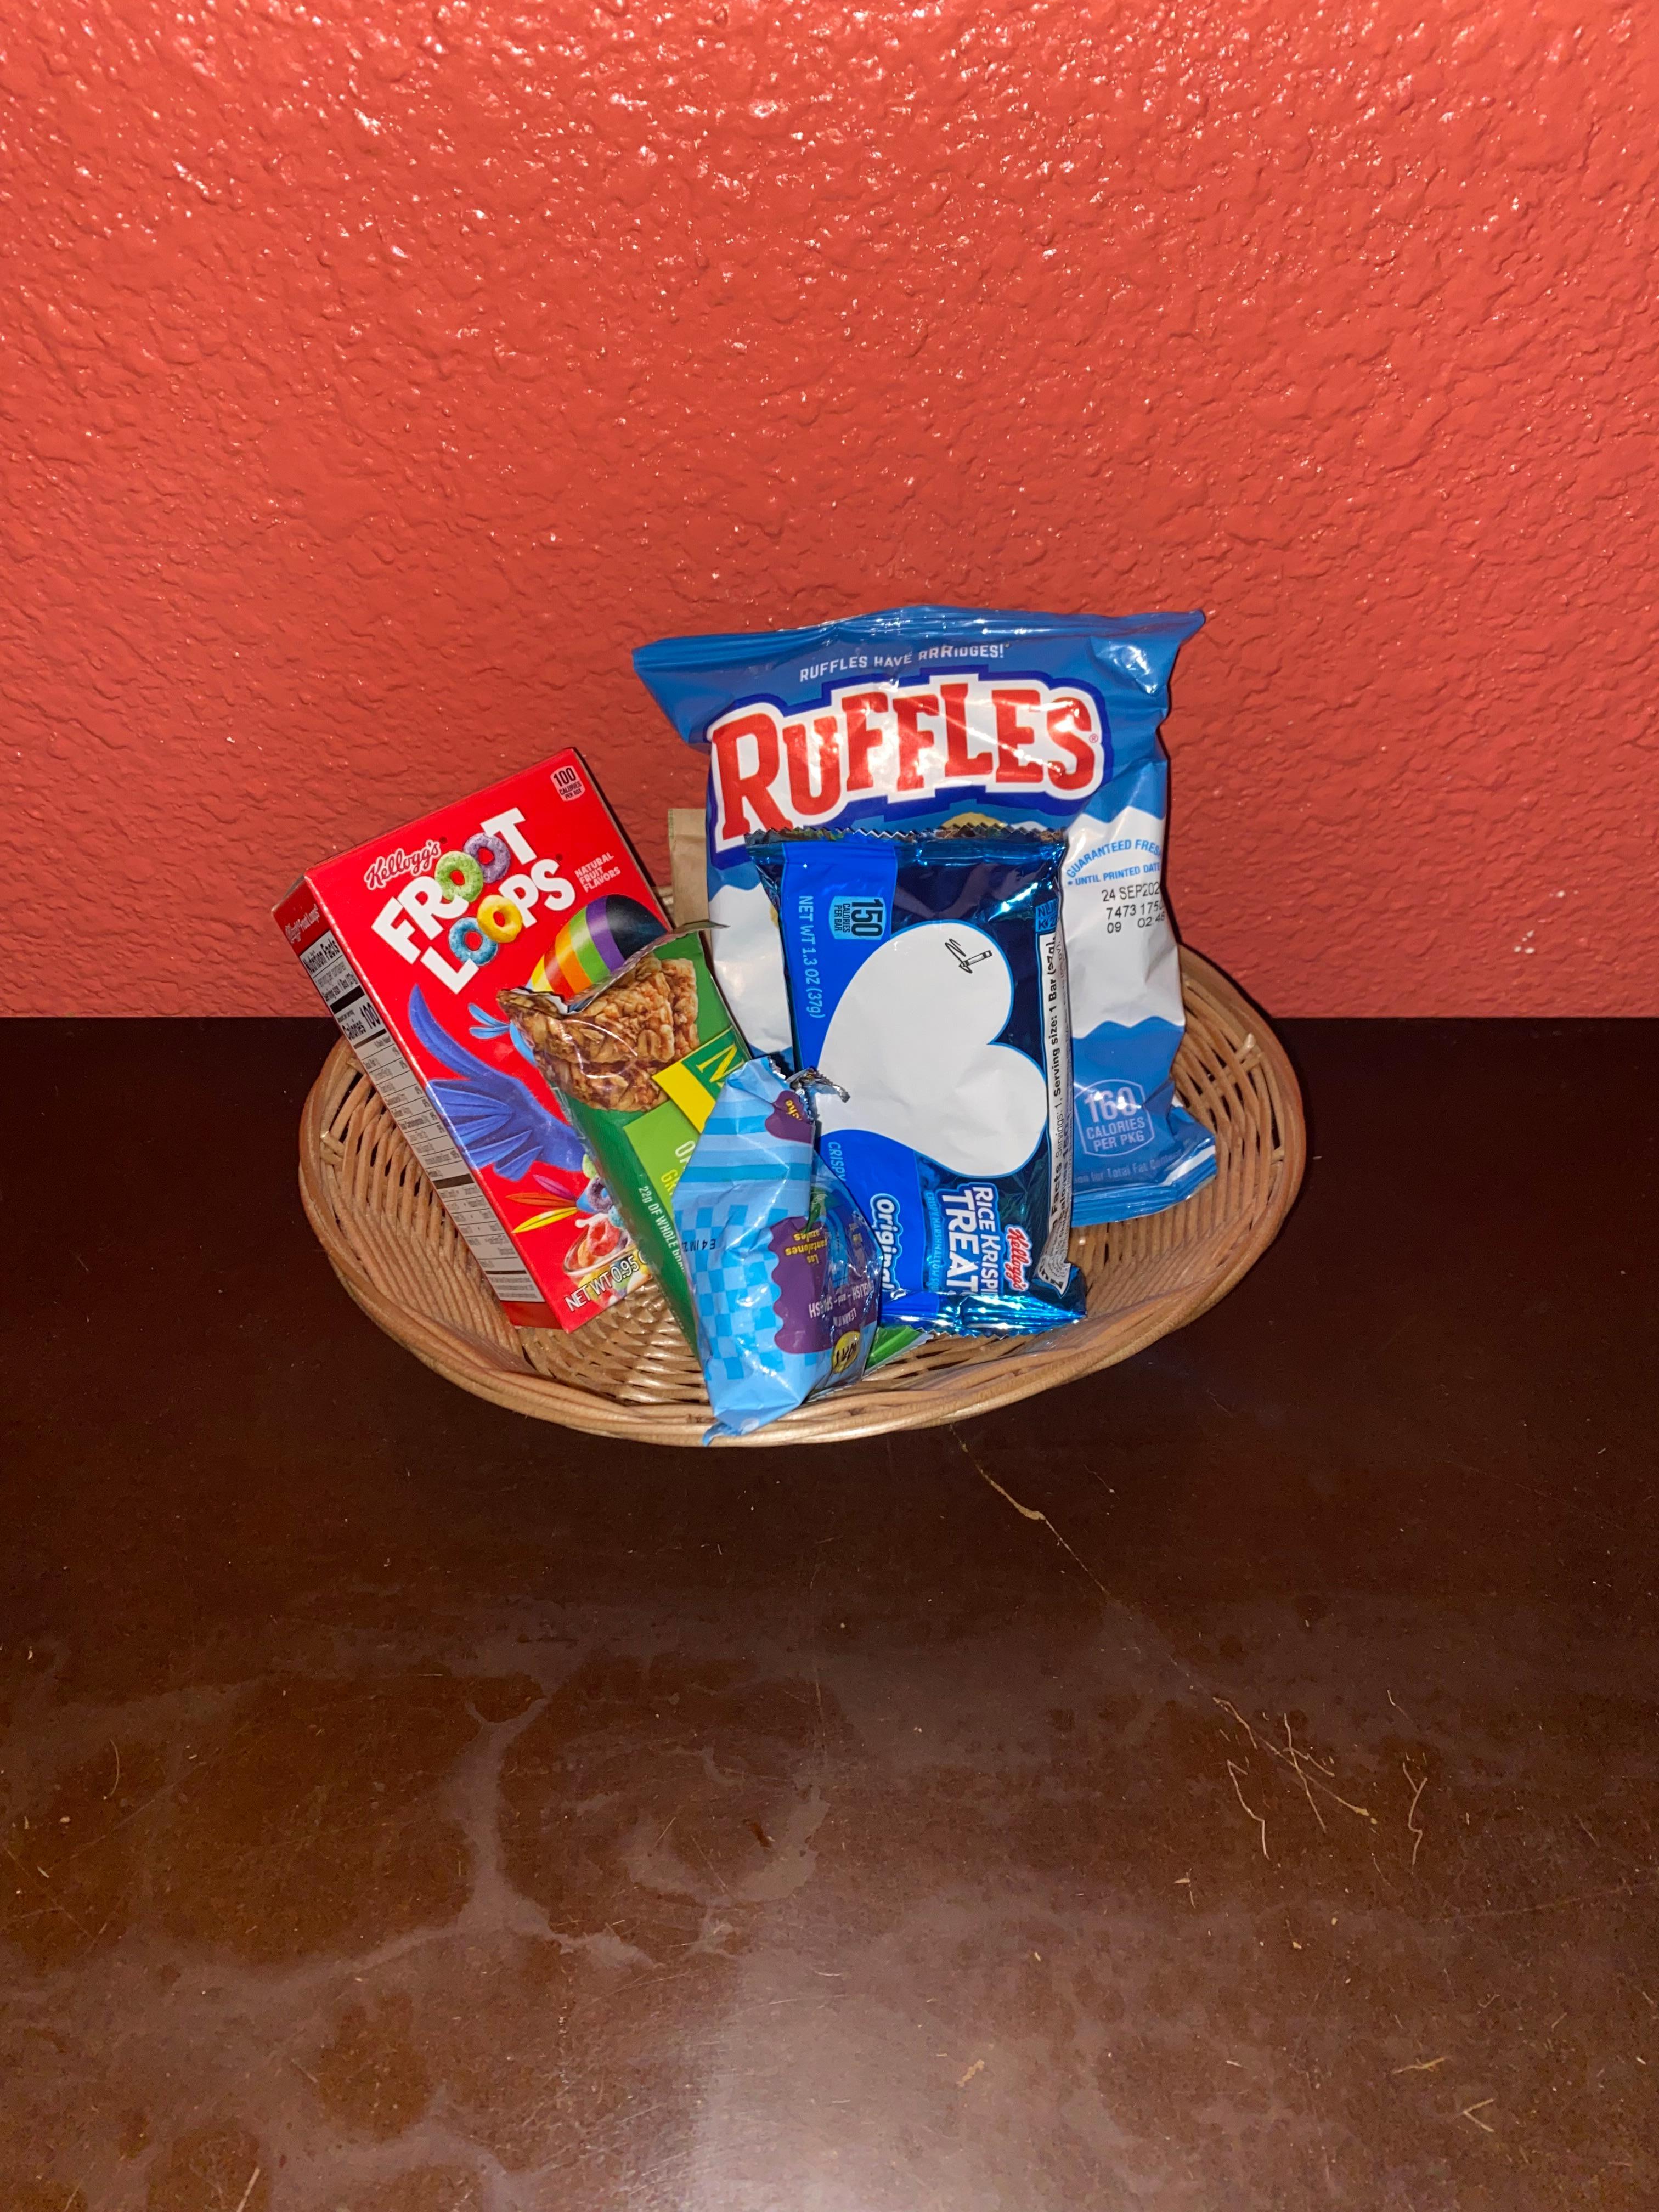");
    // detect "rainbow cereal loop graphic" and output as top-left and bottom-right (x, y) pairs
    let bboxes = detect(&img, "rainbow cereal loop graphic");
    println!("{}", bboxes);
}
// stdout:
(435, 849), (484, 903)
(449, 916), (494, 966)
(462, 830), (511, 885)
(476, 891), (524, 945)
(545, 896), (662, 997)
